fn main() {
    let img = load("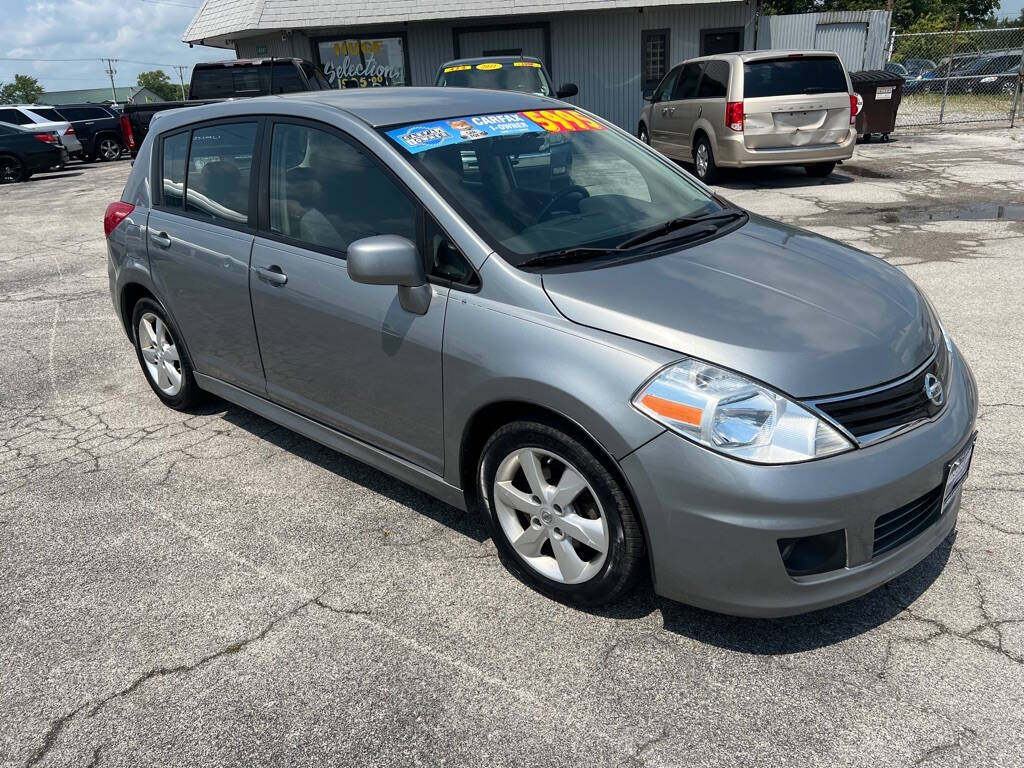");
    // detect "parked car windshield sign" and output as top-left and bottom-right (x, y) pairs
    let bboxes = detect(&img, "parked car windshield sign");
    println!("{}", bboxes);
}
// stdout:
(744, 56), (847, 97)
(438, 61), (552, 96)
(384, 108), (722, 265)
